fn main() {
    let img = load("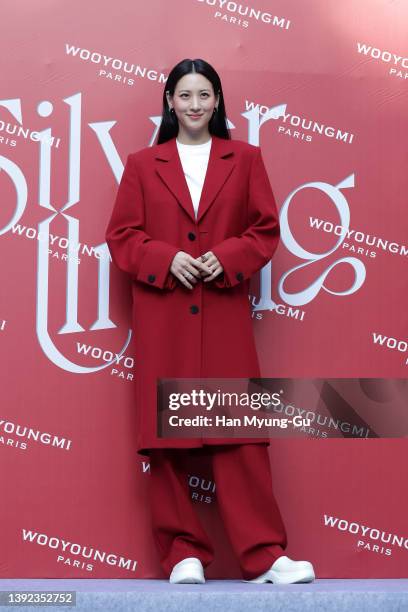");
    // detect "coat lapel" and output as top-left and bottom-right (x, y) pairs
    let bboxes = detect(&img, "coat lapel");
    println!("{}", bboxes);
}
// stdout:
(154, 134), (236, 223)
